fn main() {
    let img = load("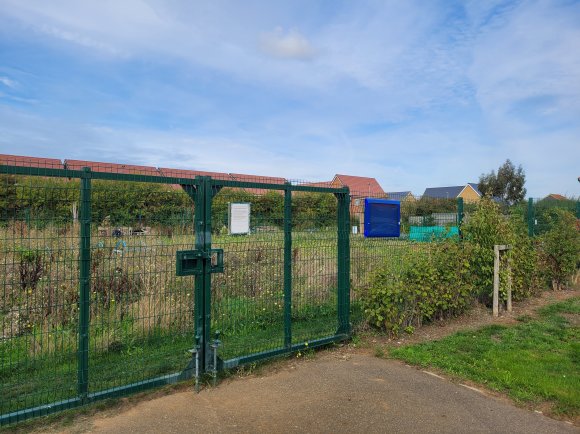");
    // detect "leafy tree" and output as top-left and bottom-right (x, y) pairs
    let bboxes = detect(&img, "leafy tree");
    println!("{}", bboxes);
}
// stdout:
(478, 159), (526, 205)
